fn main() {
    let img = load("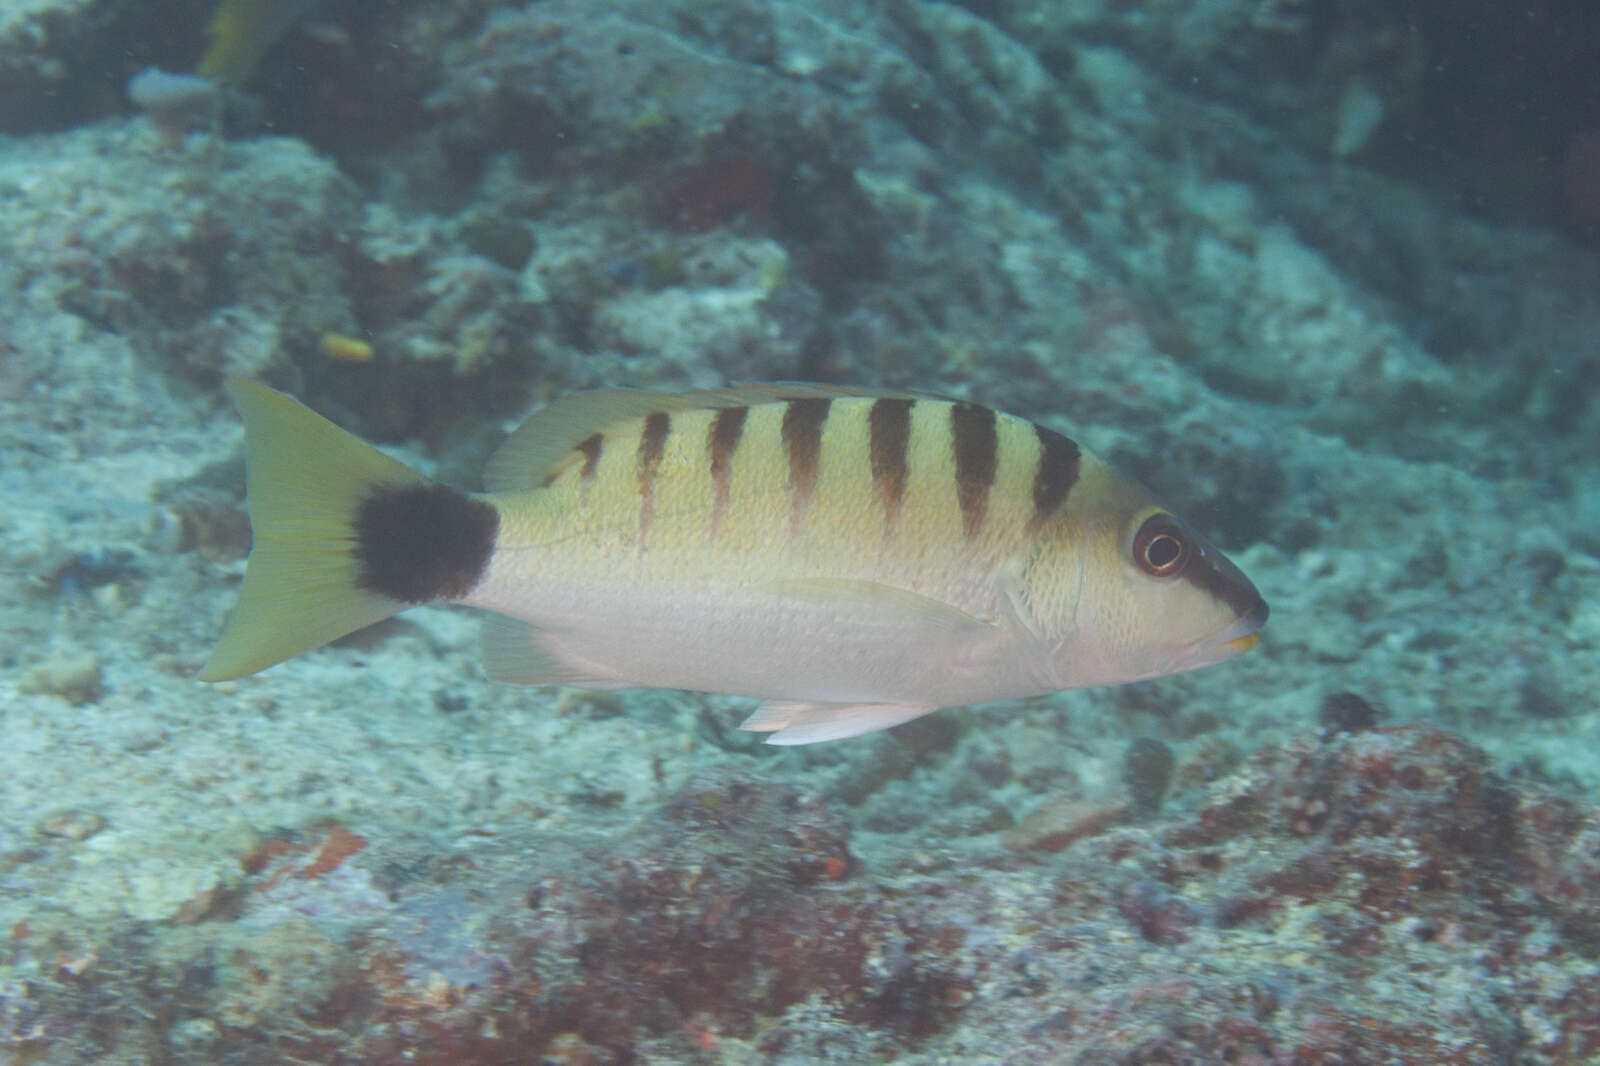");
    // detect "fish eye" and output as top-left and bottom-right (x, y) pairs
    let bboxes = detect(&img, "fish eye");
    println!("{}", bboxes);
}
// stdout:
(1133, 513), (1191, 578)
